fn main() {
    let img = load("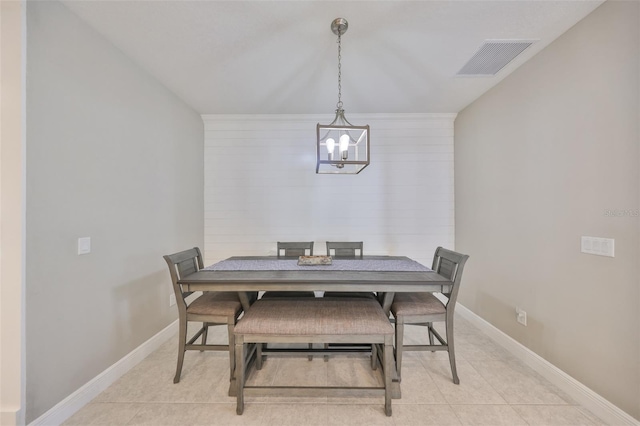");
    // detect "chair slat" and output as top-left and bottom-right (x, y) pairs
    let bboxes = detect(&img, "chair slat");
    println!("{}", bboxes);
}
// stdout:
(277, 241), (314, 258)
(177, 258), (198, 278)
(437, 258), (457, 281)
(326, 241), (363, 259)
